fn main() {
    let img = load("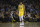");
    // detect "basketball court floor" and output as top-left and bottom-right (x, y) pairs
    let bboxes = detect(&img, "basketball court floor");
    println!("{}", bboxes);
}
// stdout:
(0, 22), (40, 27)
